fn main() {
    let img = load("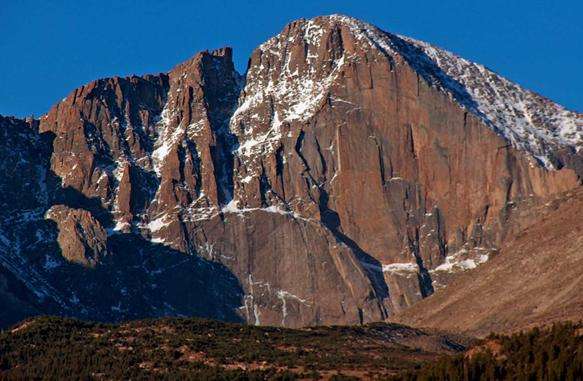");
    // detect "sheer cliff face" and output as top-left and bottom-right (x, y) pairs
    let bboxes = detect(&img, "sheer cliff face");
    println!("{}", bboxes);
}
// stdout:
(1, 15), (581, 328)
